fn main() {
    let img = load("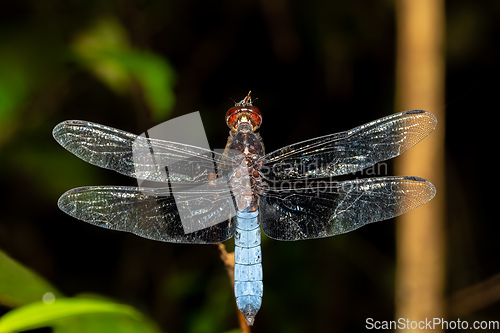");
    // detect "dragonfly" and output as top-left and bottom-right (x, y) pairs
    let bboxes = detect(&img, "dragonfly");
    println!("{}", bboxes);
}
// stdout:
(53, 92), (436, 326)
